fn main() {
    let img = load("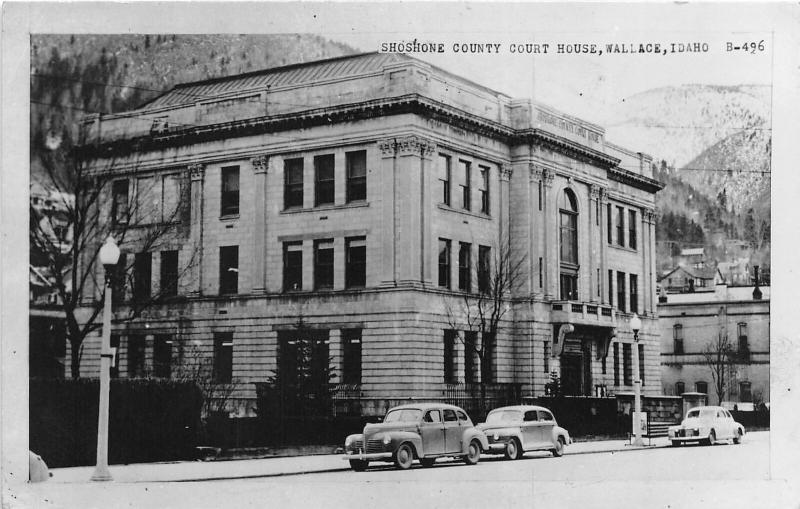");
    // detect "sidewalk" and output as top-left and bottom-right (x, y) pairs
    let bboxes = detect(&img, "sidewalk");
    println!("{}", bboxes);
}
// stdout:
(47, 436), (672, 484)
